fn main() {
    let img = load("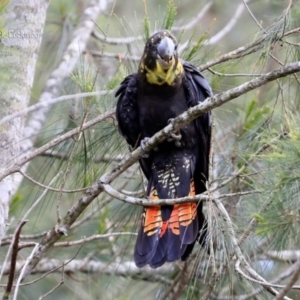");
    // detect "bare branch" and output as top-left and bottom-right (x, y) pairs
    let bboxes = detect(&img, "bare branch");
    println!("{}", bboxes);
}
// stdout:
(13, 243), (39, 300)
(266, 250), (300, 263)
(215, 199), (288, 298)
(0, 90), (112, 127)
(172, 2), (212, 31)
(20, 170), (89, 194)
(38, 278), (64, 300)
(207, 68), (264, 77)
(205, 1), (247, 45)
(284, 27), (300, 37)
(211, 133), (287, 192)
(101, 181), (261, 206)
(1, 259), (175, 277)
(8, 244), (84, 288)
(0, 174), (60, 284)
(3, 220), (27, 300)
(235, 259), (300, 291)
(274, 261), (300, 300)
(11, 58), (300, 283)
(0, 0), (49, 242)
(18, 0), (109, 177)
(211, 261), (300, 300)
(2, 232), (47, 242)
(242, 0), (266, 33)
(0, 109), (115, 181)
(87, 50), (140, 61)
(199, 33), (270, 71)
(54, 232), (137, 247)
(92, 31), (143, 45)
